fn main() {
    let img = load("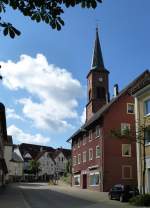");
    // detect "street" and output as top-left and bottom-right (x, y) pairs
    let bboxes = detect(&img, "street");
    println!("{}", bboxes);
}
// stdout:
(0, 183), (136, 208)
